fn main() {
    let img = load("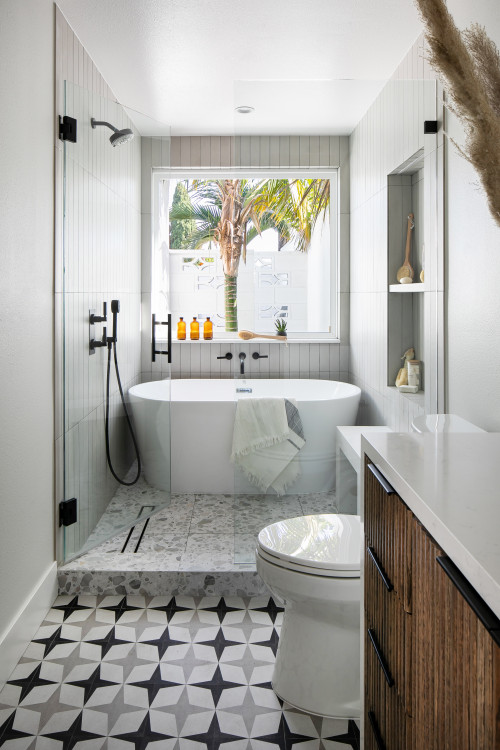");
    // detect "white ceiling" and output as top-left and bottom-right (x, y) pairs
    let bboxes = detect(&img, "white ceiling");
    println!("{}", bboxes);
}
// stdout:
(56, 0), (424, 136)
